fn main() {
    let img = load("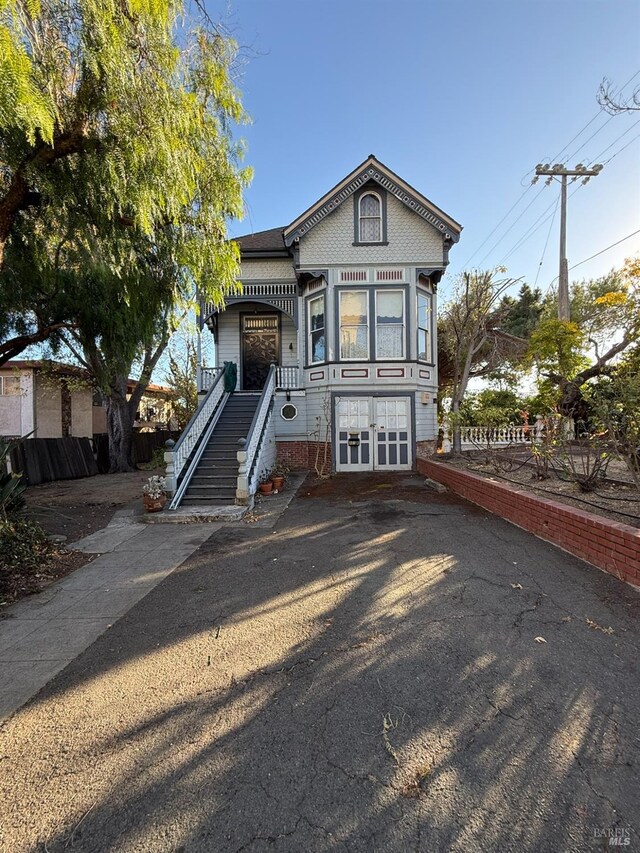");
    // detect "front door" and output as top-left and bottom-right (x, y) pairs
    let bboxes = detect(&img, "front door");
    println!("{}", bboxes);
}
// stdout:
(335, 396), (412, 471)
(241, 315), (279, 390)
